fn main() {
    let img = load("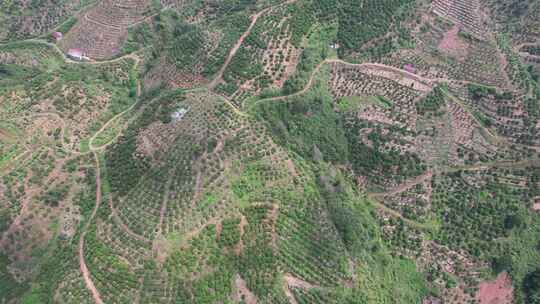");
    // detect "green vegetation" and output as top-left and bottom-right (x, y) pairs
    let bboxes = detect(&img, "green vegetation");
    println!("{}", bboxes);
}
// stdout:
(346, 120), (426, 186)
(255, 76), (349, 163)
(2, 1), (540, 303)
(0, 253), (27, 302)
(416, 86), (446, 116)
(467, 83), (497, 100)
(334, 0), (416, 60)
(164, 18), (206, 69)
(282, 23), (337, 94)
(524, 269), (540, 304)
(106, 90), (183, 196)
(54, 17), (78, 35)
